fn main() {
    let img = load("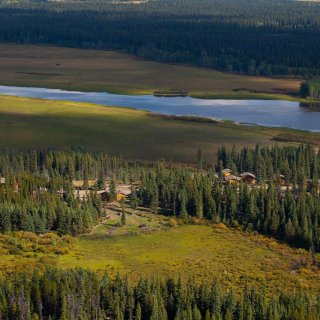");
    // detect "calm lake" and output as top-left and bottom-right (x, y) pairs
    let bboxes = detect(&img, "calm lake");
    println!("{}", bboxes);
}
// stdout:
(0, 85), (319, 132)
